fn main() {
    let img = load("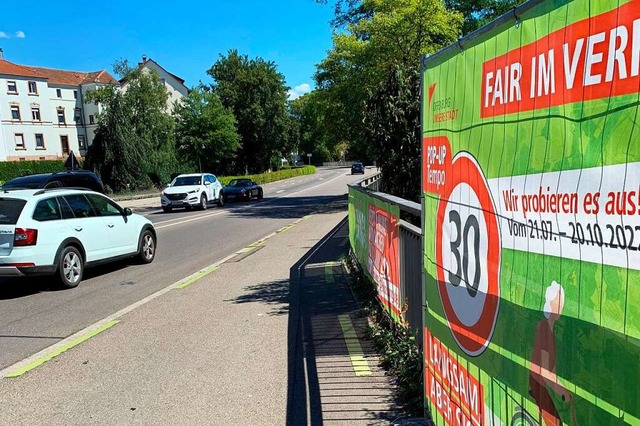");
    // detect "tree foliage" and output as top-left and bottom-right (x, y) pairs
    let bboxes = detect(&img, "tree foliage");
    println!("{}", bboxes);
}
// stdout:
(364, 64), (421, 201)
(85, 60), (177, 190)
(312, 0), (461, 188)
(290, 92), (334, 161)
(445, 0), (527, 35)
(174, 86), (240, 174)
(85, 90), (150, 192)
(207, 50), (295, 174)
